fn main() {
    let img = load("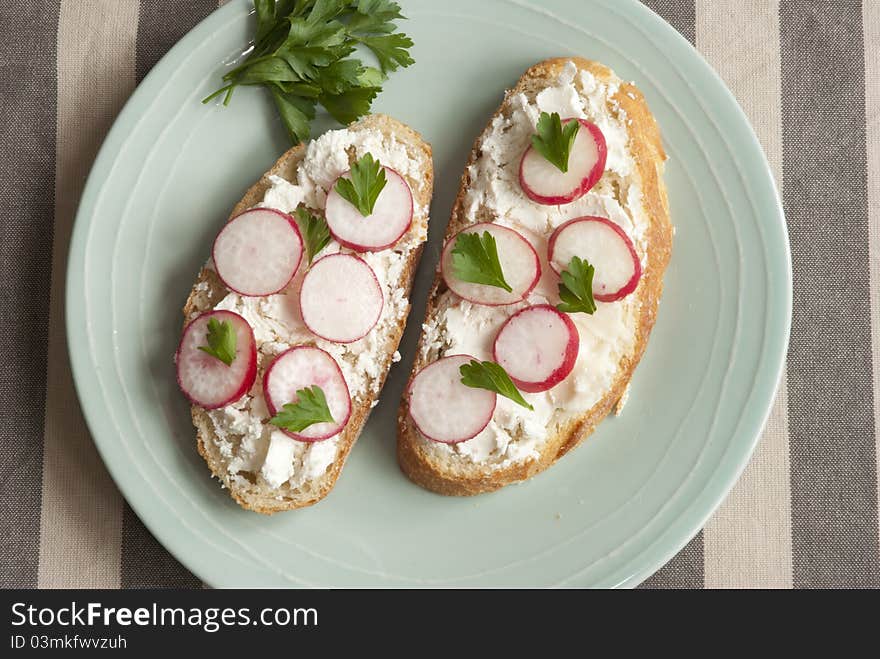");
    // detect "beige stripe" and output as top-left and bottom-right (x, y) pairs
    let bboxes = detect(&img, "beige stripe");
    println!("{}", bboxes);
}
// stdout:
(37, 0), (140, 589)
(696, 0), (794, 588)
(863, 0), (880, 553)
